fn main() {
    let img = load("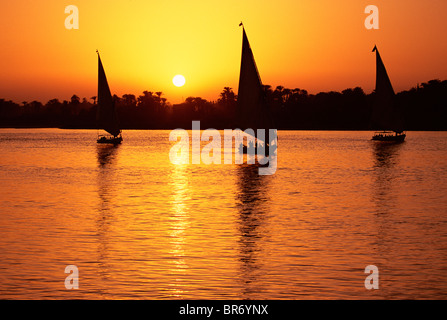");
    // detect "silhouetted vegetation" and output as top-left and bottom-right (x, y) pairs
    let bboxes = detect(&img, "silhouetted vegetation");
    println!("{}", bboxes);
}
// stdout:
(1, 79), (446, 130)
